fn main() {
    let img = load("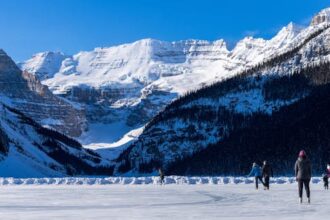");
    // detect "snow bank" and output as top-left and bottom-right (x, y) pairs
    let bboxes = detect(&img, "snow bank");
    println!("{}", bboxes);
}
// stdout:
(0, 176), (323, 186)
